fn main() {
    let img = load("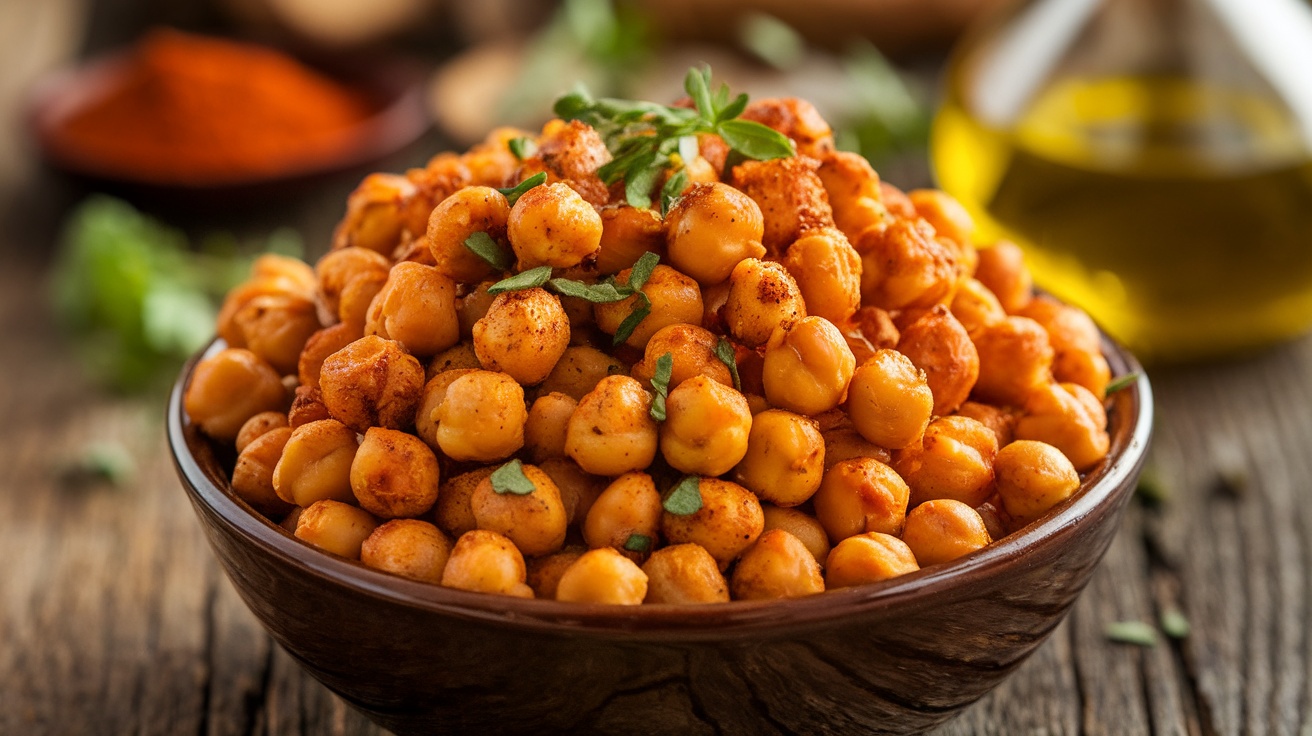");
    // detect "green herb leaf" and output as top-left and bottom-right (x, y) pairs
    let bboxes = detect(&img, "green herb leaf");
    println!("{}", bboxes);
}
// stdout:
(1104, 620), (1157, 647)
(623, 533), (652, 553)
(548, 277), (631, 303)
(490, 459), (537, 495)
(627, 251), (660, 290)
(463, 231), (514, 272)
(713, 337), (742, 391)
(488, 266), (553, 294)
(1104, 371), (1141, 397)
(60, 440), (135, 488)
(659, 169), (689, 217)
(1160, 609), (1190, 639)
(684, 66), (715, 120)
(662, 475), (703, 516)
(508, 136), (537, 161)
(497, 172), (548, 206)
(624, 150), (664, 209)
(737, 12), (806, 72)
(612, 293), (651, 346)
(716, 119), (795, 160)
(649, 352), (674, 421)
